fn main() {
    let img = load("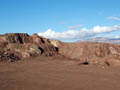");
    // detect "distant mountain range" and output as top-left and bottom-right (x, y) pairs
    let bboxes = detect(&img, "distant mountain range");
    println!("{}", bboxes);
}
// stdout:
(78, 37), (120, 44)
